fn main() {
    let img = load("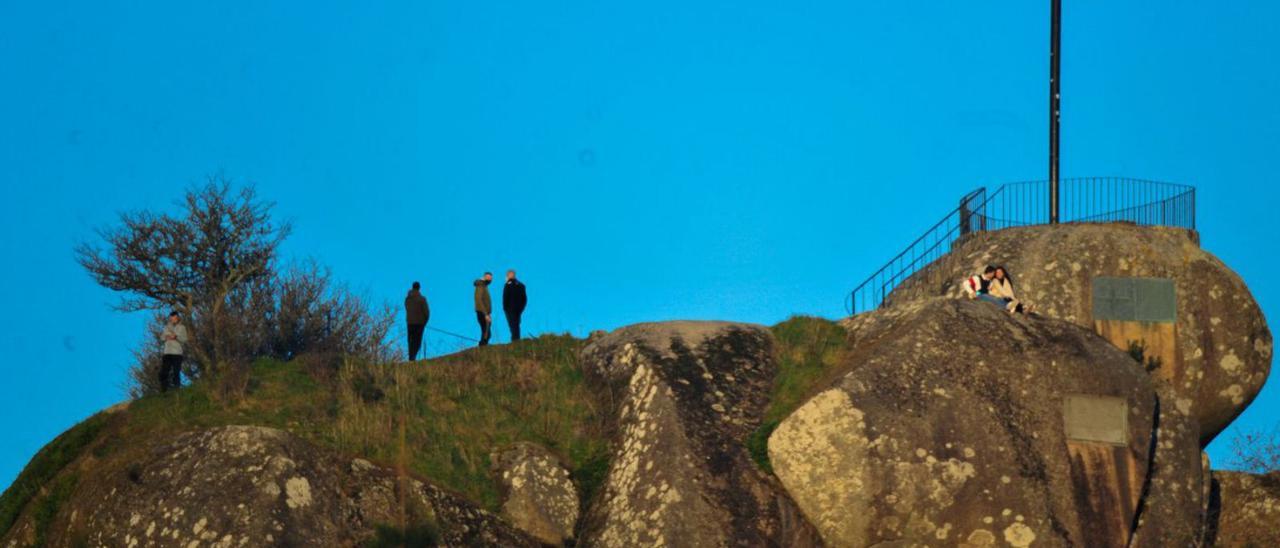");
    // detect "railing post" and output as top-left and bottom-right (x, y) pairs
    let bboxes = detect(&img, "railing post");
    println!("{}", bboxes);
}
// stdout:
(1182, 189), (1192, 230)
(1048, 0), (1062, 224)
